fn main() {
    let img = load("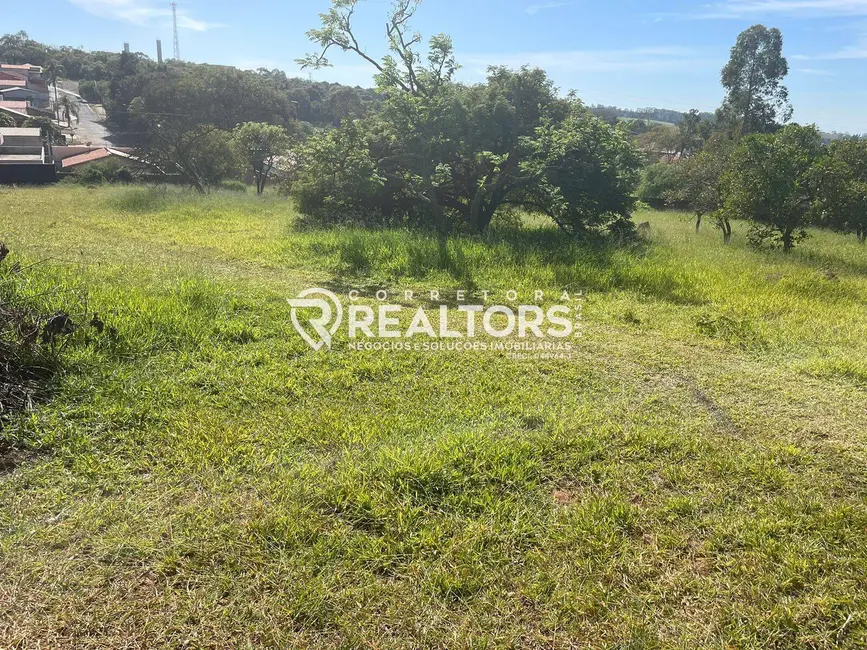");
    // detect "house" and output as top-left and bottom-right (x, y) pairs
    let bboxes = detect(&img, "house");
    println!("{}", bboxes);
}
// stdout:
(0, 100), (30, 126)
(0, 127), (46, 163)
(0, 126), (57, 183)
(0, 64), (43, 80)
(0, 65), (50, 108)
(55, 146), (143, 172)
(0, 86), (42, 103)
